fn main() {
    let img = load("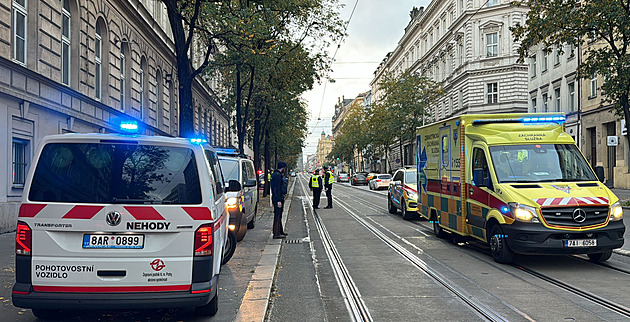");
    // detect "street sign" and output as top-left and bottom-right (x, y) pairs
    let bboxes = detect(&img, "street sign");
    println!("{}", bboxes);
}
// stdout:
(395, 158), (400, 164)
